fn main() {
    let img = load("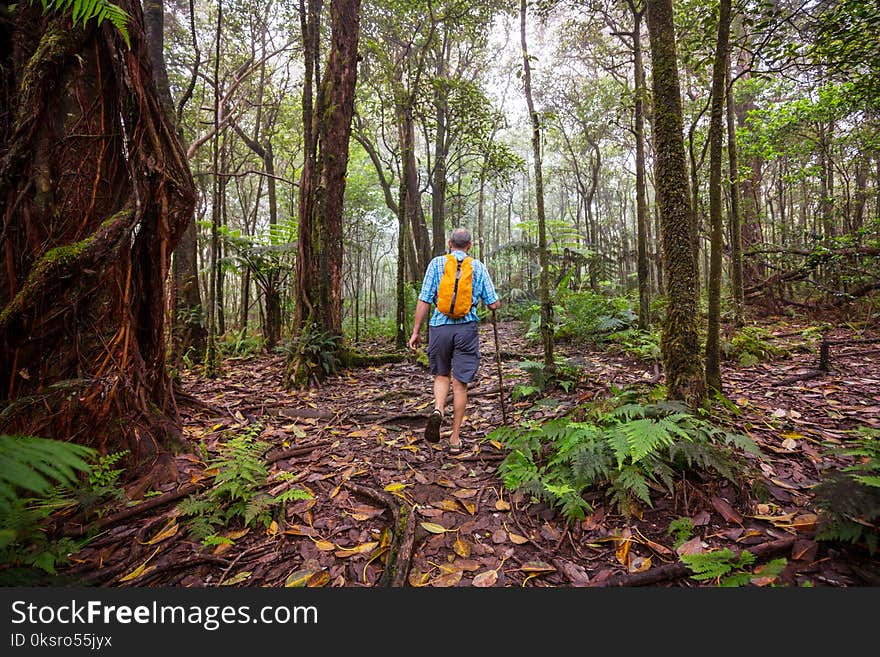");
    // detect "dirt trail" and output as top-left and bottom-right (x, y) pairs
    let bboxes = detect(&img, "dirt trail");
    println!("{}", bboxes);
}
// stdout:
(58, 319), (880, 587)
